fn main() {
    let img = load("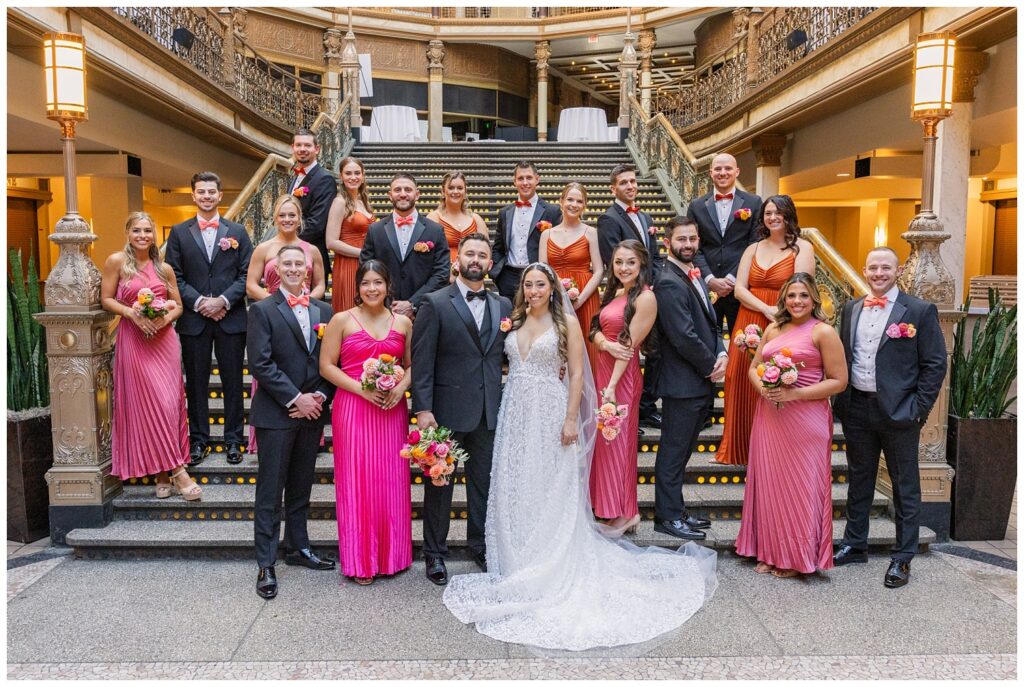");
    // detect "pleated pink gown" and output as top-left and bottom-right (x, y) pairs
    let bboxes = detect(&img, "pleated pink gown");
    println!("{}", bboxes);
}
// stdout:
(111, 261), (189, 479)
(589, 295), (641, 519)
(735, 318), (834, 573)
(332, 315), (412, 578)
